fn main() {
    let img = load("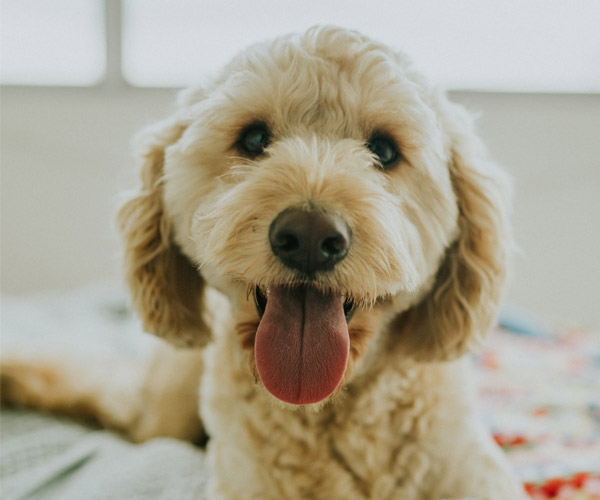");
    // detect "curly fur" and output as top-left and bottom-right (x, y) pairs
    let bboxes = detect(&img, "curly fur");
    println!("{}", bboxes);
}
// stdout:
(118, 118), (211, 346)
(3, 26), (525, 500)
